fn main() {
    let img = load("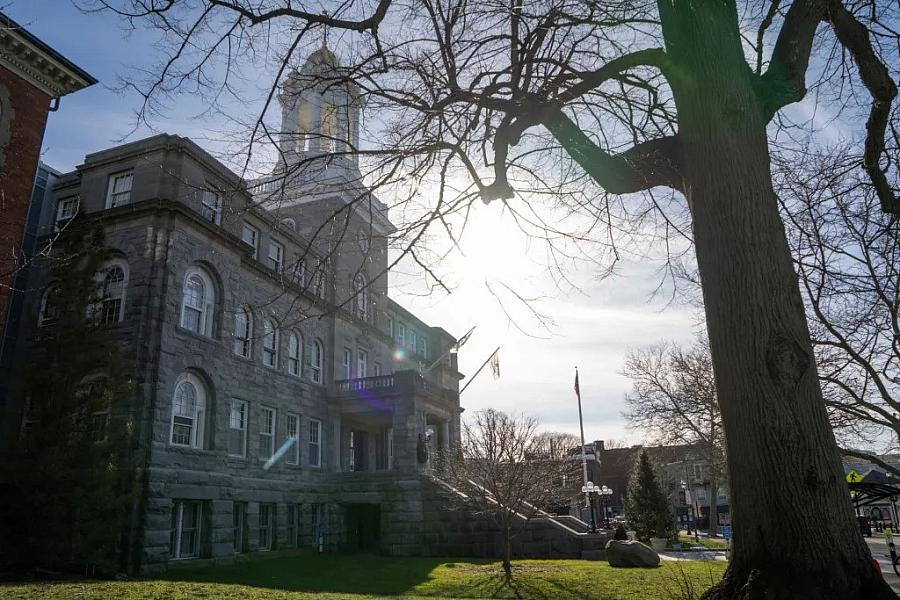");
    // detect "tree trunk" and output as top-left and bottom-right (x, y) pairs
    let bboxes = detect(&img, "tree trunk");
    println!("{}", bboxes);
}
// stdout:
(503, 526), (512, 581)
(658, 2), (893, 598)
